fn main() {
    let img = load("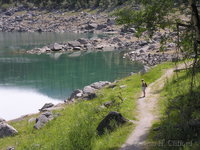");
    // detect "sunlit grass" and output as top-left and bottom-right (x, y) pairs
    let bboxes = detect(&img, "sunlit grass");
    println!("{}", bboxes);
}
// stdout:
(148, 68), (200, 150)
